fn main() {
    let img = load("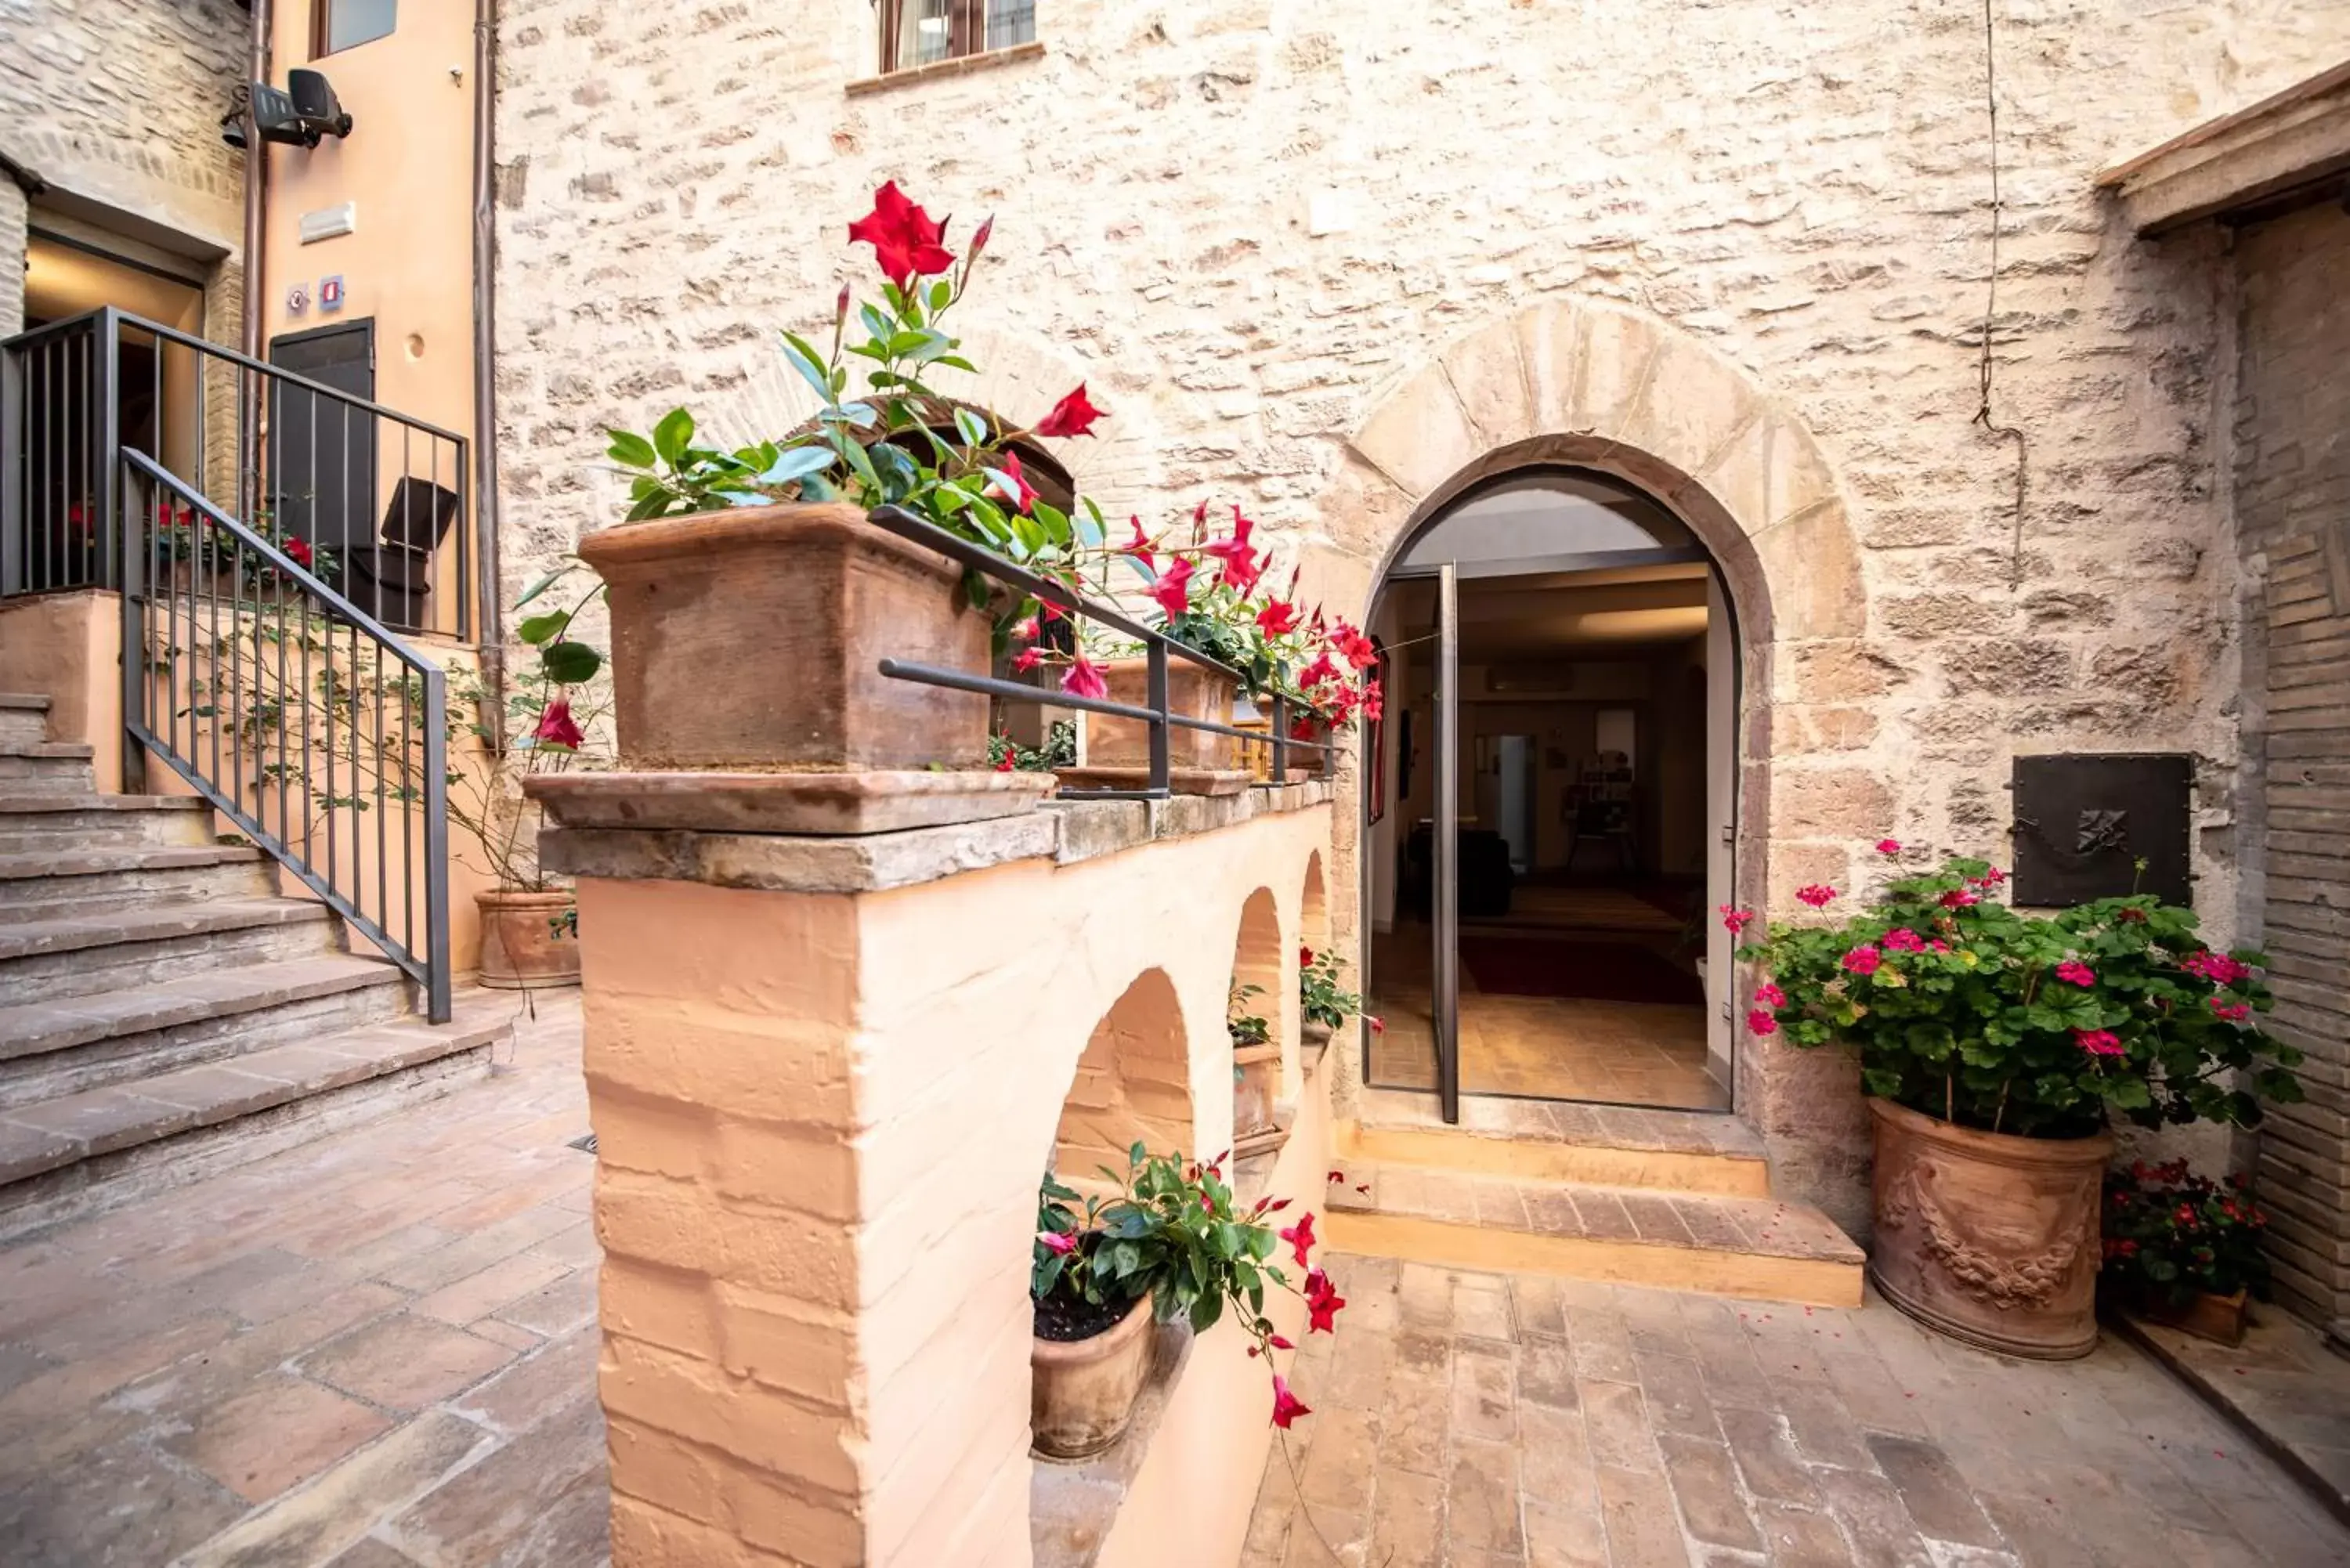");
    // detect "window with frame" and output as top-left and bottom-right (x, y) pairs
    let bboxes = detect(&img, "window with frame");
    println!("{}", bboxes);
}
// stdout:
(315, 0), (396, 56)
(876, 0), (1035, 74)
